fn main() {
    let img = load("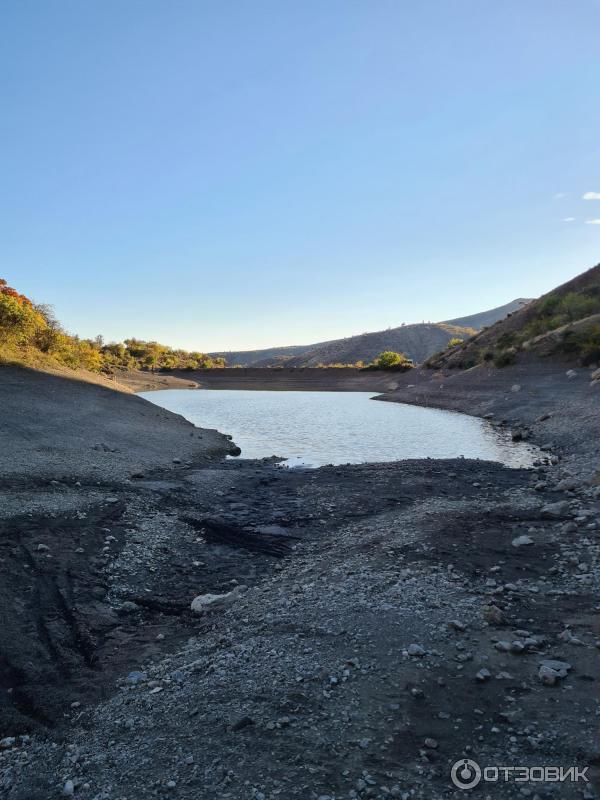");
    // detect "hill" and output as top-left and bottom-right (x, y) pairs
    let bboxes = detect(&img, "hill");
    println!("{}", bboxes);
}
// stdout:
(281, 322), (474, 367)
(210, 299), (531, 367)
(443, 297), (531, 330)
(0, 278), (225, 376)
(427, 263), (600, 370)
